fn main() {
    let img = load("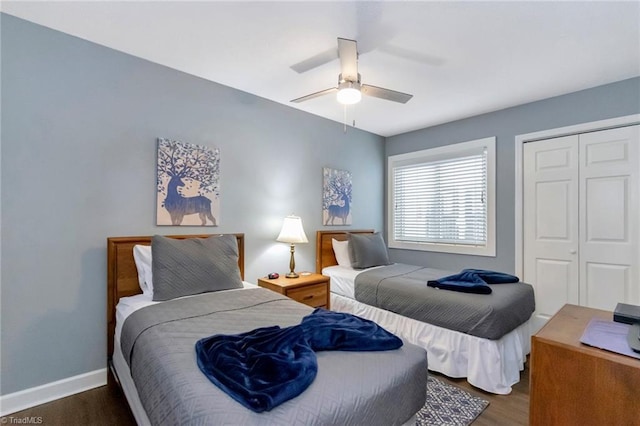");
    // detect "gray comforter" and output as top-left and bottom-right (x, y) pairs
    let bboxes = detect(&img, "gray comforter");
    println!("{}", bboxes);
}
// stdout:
(121, 287), (427, 426)
(355, 264), (535, 340)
